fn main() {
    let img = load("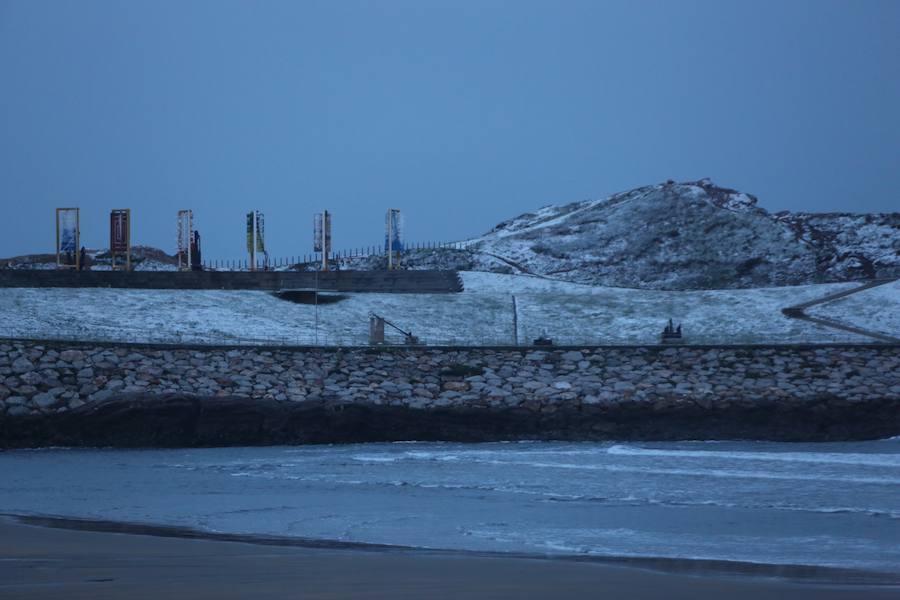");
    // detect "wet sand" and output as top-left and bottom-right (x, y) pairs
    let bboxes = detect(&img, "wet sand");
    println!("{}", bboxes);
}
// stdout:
(1, 516), (898, 600)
